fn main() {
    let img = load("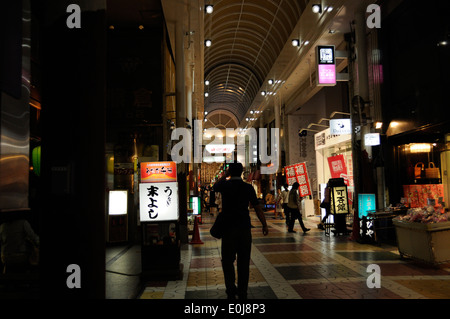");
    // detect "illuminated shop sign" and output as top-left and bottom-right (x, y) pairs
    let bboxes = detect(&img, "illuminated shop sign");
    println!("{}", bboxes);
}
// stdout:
(190, 196), (200, 215)
(358, 193), (376, 218)
(316, 45), (336, 86)
(109, 190), (128, 215)
(205, 144), (235, 154)
(330, 119), (351, 135)
(139, 182), (179, 222)
(331, 186), (349, 214)
(141, 161), (177, 183)
(364, 133), (380, 146)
